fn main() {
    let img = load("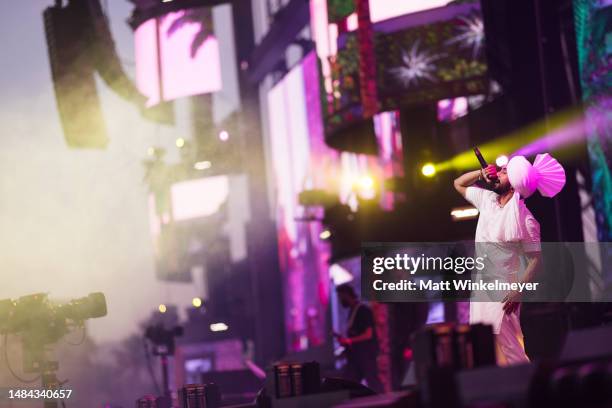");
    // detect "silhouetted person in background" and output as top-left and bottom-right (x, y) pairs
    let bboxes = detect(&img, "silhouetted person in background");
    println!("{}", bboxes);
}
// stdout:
(335, 284), (383, 393)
